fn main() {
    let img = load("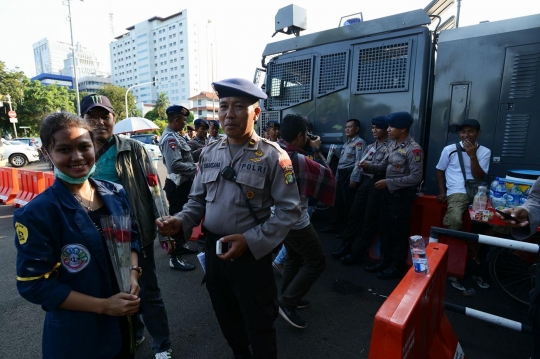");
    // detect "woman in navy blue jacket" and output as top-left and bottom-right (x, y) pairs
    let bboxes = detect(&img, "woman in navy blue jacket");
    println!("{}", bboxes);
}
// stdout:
(14, 112), (141, 359)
